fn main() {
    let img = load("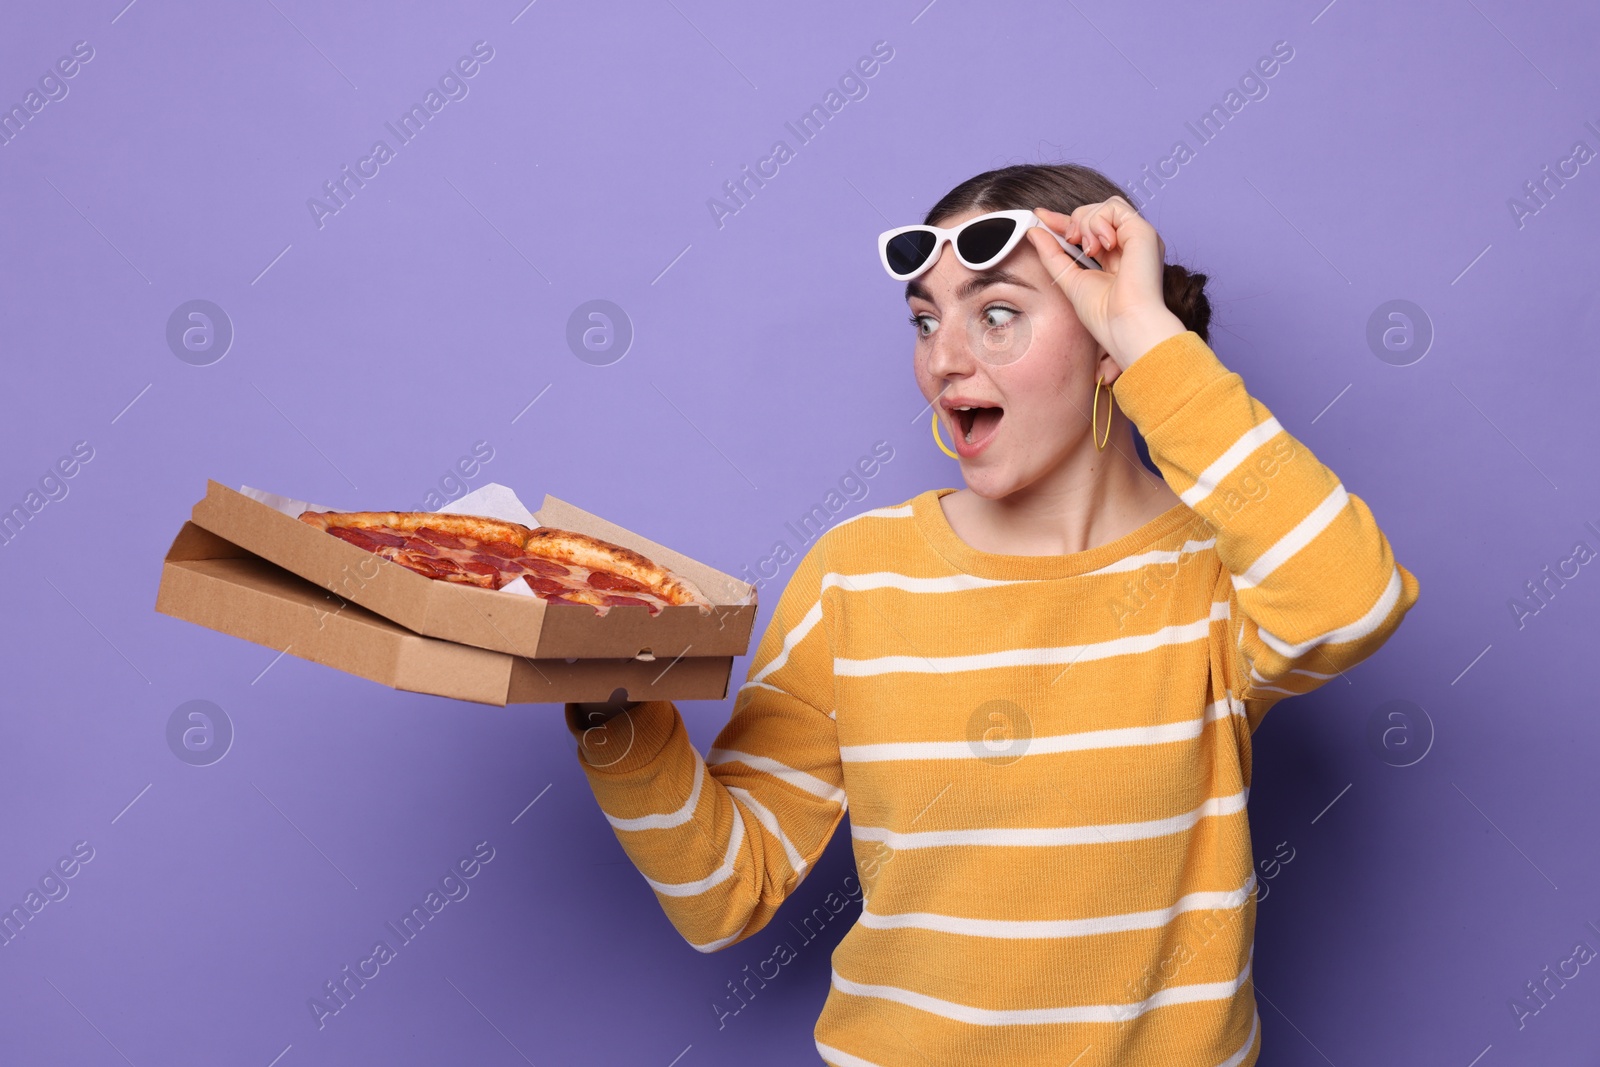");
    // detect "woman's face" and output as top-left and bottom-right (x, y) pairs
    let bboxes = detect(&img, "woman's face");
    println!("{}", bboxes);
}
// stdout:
(909, 207), (1106, 500)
